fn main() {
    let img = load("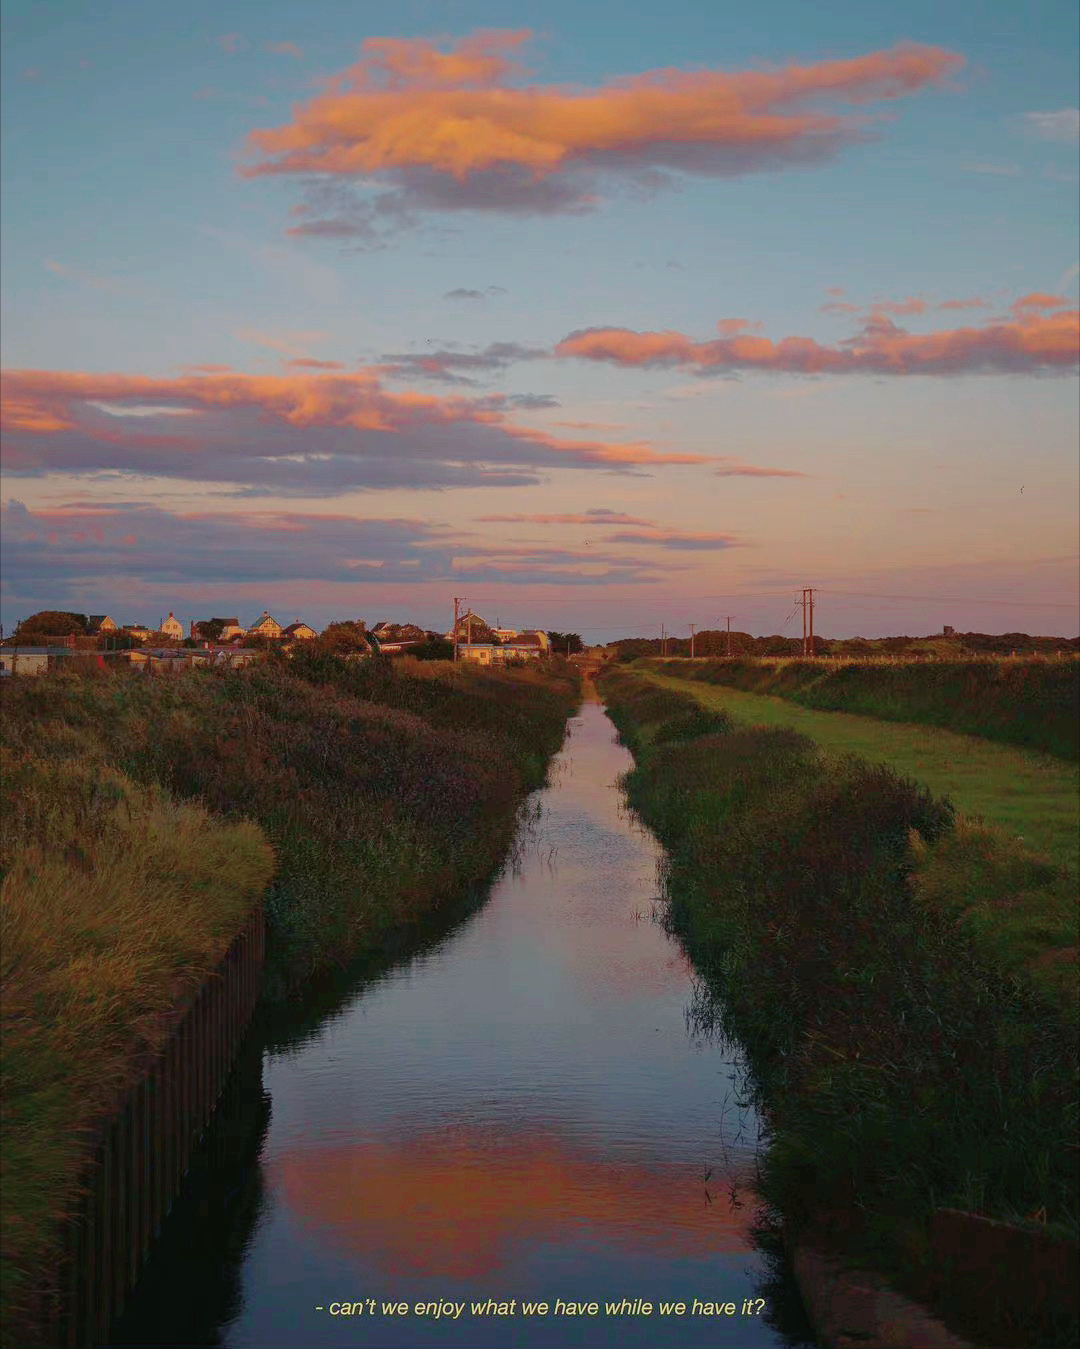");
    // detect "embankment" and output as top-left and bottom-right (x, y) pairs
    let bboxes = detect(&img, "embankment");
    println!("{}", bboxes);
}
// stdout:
(1, 657), (578, 1348)
(644, 656), (1080, 761)
(598, 666), (1078, 1348)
